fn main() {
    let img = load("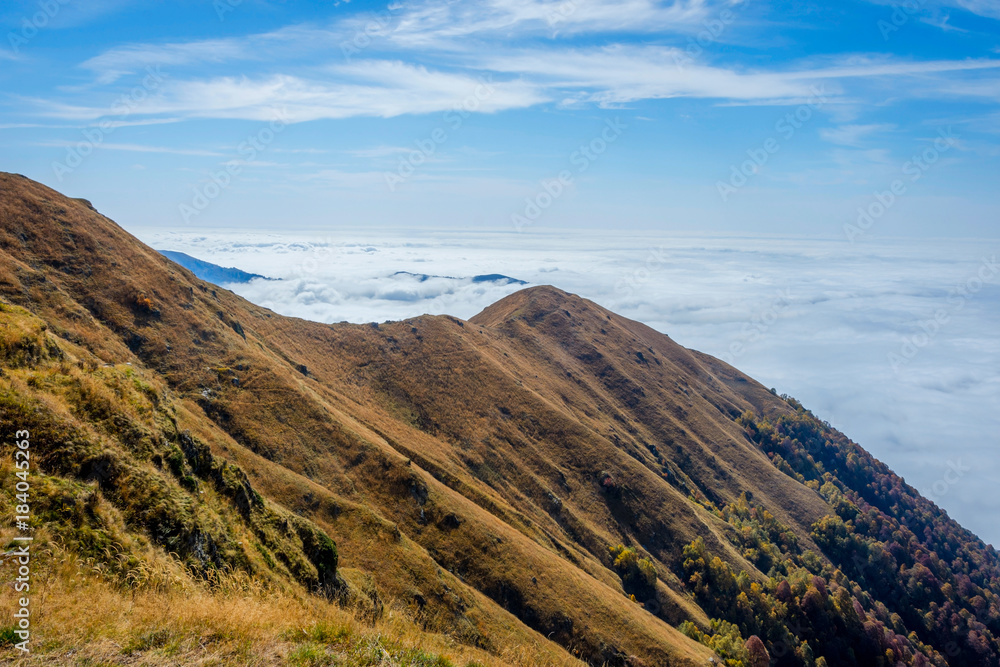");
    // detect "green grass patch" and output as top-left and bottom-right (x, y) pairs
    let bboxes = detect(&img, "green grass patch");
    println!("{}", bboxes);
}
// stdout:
(0, 625), (19, 647)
